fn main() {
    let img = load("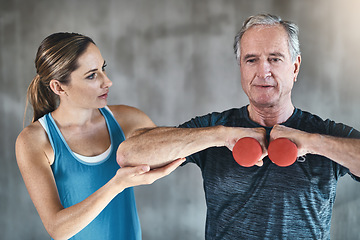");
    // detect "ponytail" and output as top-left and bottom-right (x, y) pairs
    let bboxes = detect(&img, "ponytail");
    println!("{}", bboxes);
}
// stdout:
(26, 74), (57, 123)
